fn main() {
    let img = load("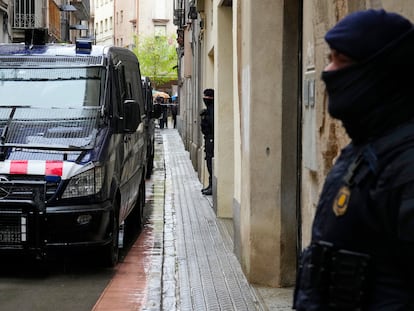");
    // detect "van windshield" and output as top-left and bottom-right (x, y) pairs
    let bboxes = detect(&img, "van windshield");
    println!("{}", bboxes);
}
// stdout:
(0, 67), (102, 108)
